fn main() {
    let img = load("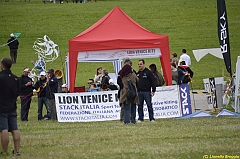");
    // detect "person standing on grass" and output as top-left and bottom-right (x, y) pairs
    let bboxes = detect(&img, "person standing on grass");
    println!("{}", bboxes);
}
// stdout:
(7, 33), (19, 64)
(136, 59), (156, 122)
(0, 58), (21, 156)
(177, 60), (194, 85)
(149, 63), (165, 87)
(171, 52), (179, 67)
(19, 68), (34, 122)
(178, 49), (191, 66)
(171, 62), (178, 85)
(117, 58), (136, 122)
(45, 68), (58, 120)
(33, 71), (51, 120)
(119, 64), (139, 124)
